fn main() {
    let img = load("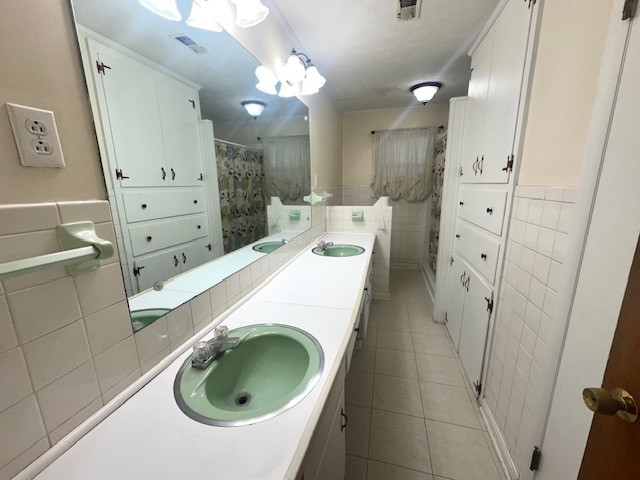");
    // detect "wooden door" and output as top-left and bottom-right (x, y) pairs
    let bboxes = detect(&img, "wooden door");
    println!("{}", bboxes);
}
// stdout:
(156, 80), (204, 187)
(460, 30), (494, 181)
(93, 48), (167, 187)
(479, 0), (532, 183)
(446, 253), (468, 351)
(579, 240), (640, 477)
